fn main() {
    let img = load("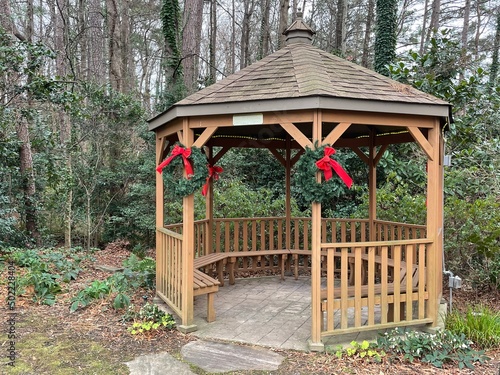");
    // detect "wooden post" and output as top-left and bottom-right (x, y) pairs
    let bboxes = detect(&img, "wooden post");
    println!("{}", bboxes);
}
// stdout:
(368, 129), (377, 241)
(155, 135), (165, 299)
(426, 123), (442, 326)
(179, 119), (196, 332)
(437, 136), (444, 299)
(309, 110), (324, 352)
(206, 146), (214, 255)
(285, 135), (291, 250)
